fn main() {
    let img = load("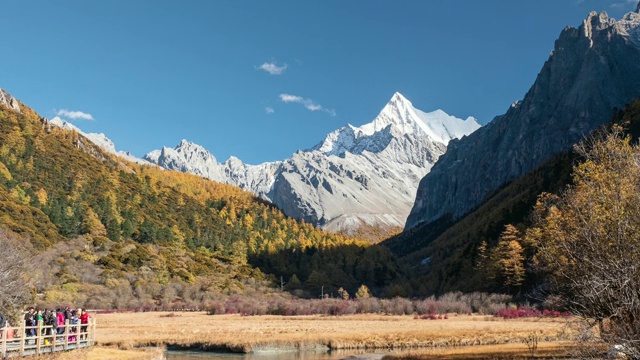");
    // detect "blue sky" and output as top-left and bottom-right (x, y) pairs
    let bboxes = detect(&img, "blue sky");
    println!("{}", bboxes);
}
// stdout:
(0, 0), (637, 164)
